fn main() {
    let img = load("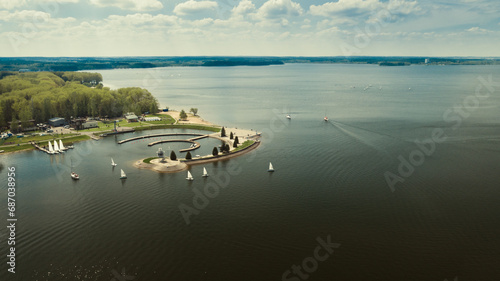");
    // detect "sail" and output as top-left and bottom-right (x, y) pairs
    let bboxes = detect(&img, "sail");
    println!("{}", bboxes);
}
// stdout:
(268, 162), (274, 171)
(202, 167), (208, 177)
(59, 140), (65, 150)
(54, 140), (60, 152)
(111, 158), (116, 166)
(120, 169), (126, 178)
(187, 171), (193, 180)
(48, 141), (54, 152)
